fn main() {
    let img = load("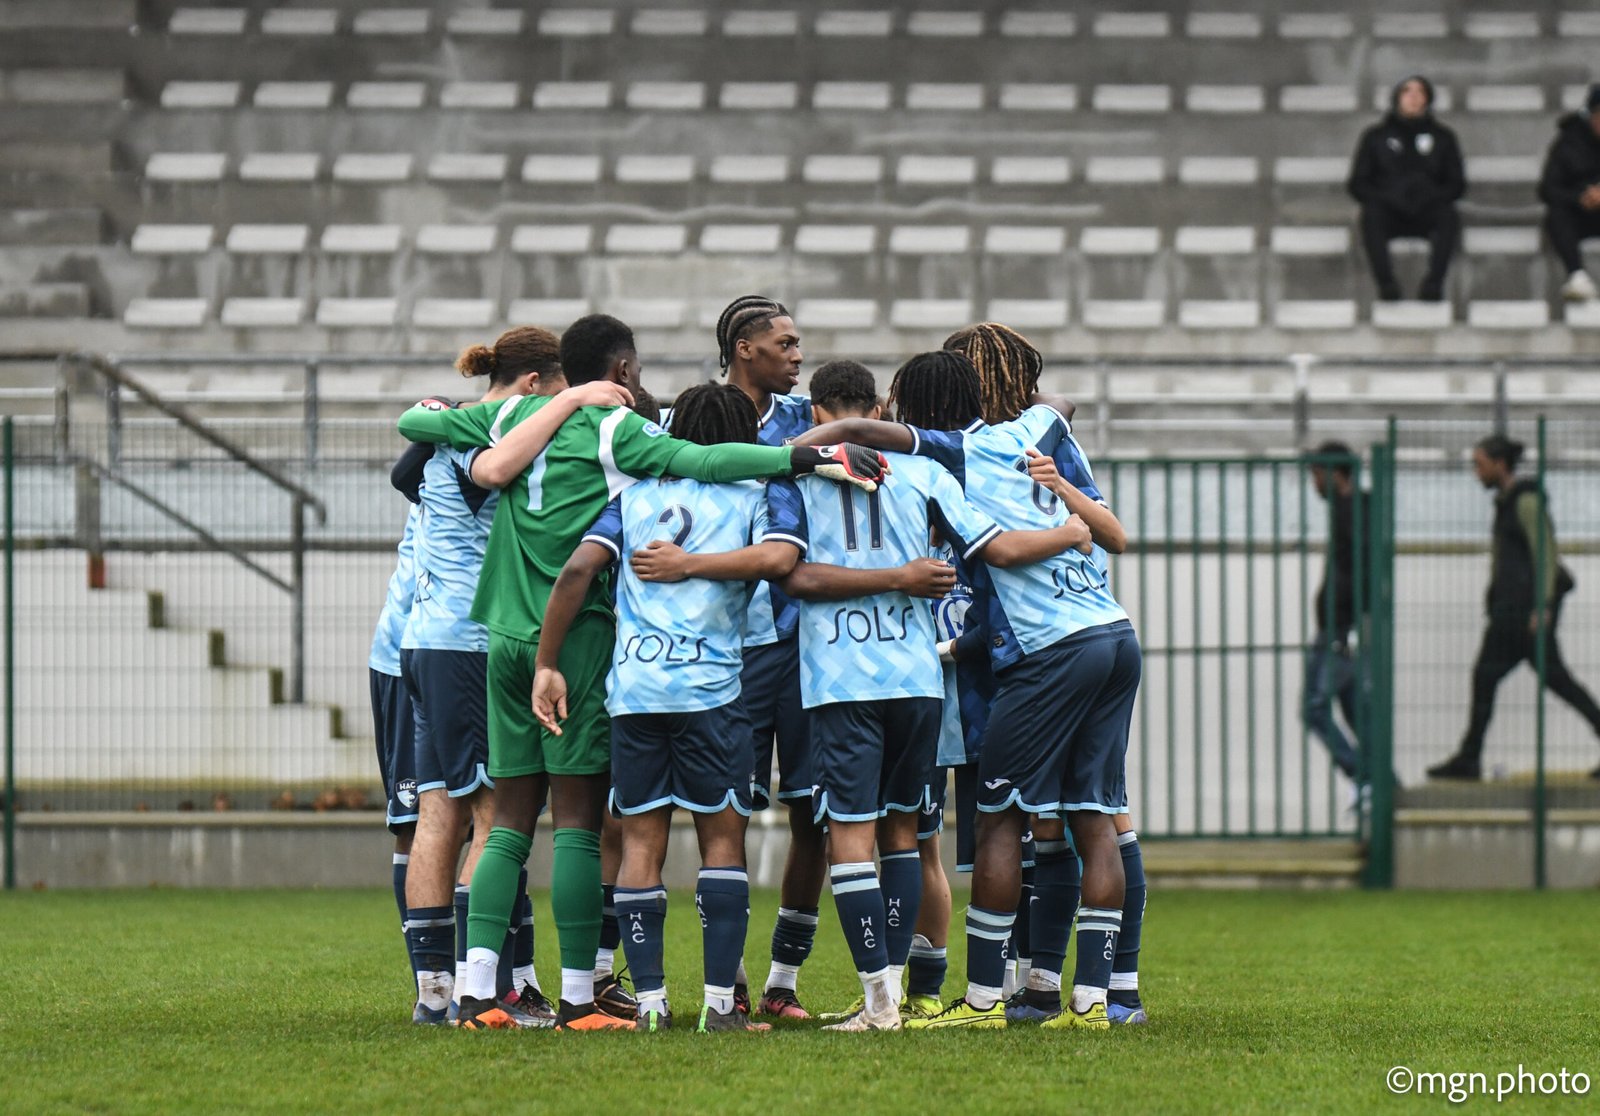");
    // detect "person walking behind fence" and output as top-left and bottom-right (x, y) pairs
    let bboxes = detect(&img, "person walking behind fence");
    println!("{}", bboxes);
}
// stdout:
(1428, 436), (1600, 781)
(1303, 442), (1368, 805)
